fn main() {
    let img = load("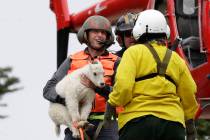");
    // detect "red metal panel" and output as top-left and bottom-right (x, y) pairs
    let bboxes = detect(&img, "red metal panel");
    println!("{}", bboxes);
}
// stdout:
(50, 0), (70, 30)
(69, 0), (150, 32)
(166, 0), (178, 43)
(201, 0), (210, 53)
(191, 63), (210, 98)
(191, 0), (210, 99)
